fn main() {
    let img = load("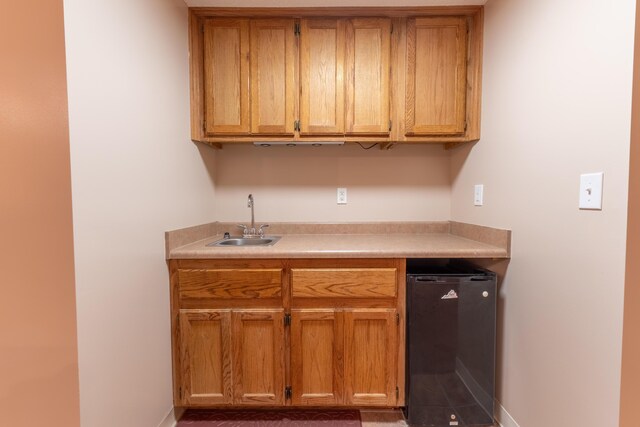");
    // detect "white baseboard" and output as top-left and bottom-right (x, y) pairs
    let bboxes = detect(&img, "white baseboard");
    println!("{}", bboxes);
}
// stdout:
(158, 407), (184, 427)
(495, 400), (520, 427)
